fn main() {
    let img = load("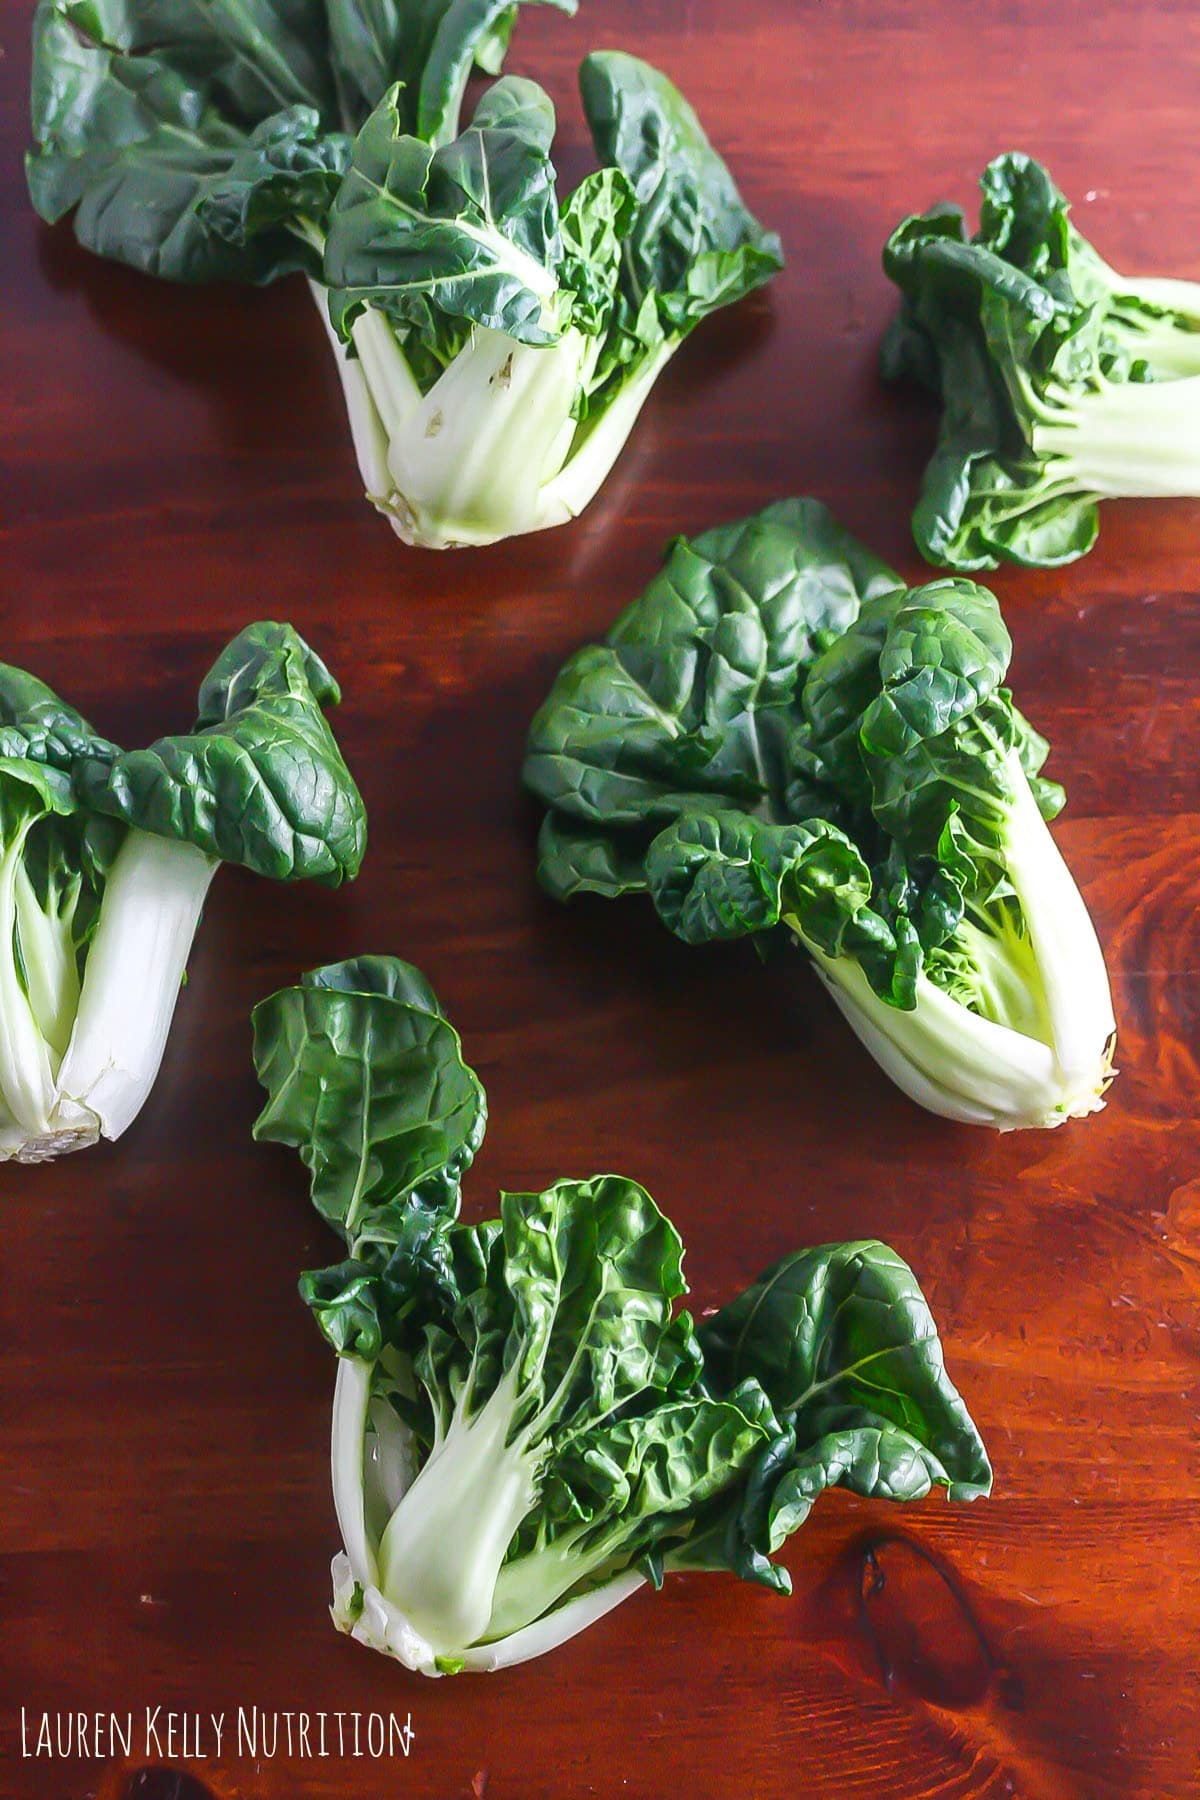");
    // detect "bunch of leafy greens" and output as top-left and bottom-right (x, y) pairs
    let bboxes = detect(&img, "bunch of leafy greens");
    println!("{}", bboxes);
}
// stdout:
(27, 3), (782, 547)
(882, 152), (1200, 568)
(0, 624), (364, 1162)
(252, 956), (990, 1675)
(523, 498), (1115, 1131)
(25, 0), (573, 280)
